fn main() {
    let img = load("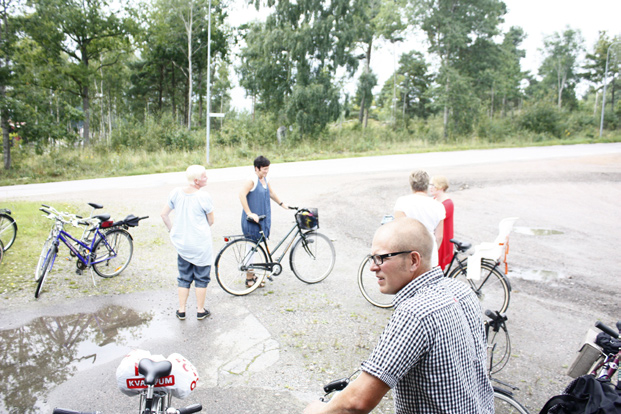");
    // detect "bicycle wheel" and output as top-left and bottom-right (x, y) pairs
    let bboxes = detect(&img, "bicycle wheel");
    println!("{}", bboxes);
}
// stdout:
(92, 229), (133, 278)
(290, 232), (335, 283)
(494, 388), (530, 414)
(448, 260), (511, 313)
(35, 245), (57, 298)
(0, 213), (17, 251)
(0, 240), (3, 263)
(358, 255), (394, 308)
(487, 323), (511, 374)
(215, 238), (268, 296)
(35, 237), (55, 281)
